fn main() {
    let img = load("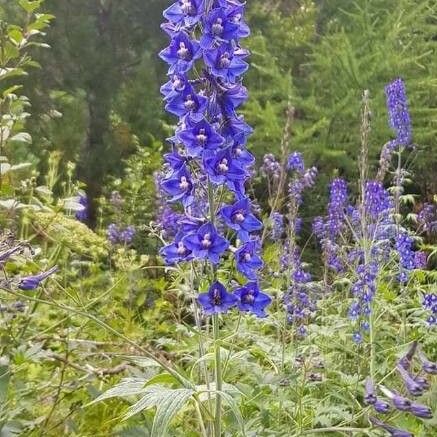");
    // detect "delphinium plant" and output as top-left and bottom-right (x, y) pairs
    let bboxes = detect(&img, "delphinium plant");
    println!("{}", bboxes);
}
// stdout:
(158, 1), (270, 434)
